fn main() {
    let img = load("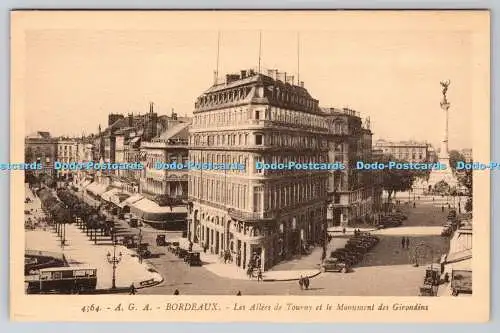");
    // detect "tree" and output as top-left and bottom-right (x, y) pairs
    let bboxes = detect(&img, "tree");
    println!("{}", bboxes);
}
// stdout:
(465, 197), (472, 212)
(457, 169), (472, 195)
(449, 150), (466, 174)
(372, 154), (423, 202)
(433, 180), (450, 194)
